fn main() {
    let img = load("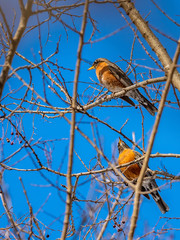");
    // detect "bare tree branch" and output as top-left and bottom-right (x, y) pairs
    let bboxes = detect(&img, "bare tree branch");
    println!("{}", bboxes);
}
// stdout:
(0, 178), (22, 240)
(0, 0), (33, 99)
(0, 1), (179, 239)
(119, 0), (180, 90)
(60, 0), (89, 239)
(128, 39), (180, 240)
